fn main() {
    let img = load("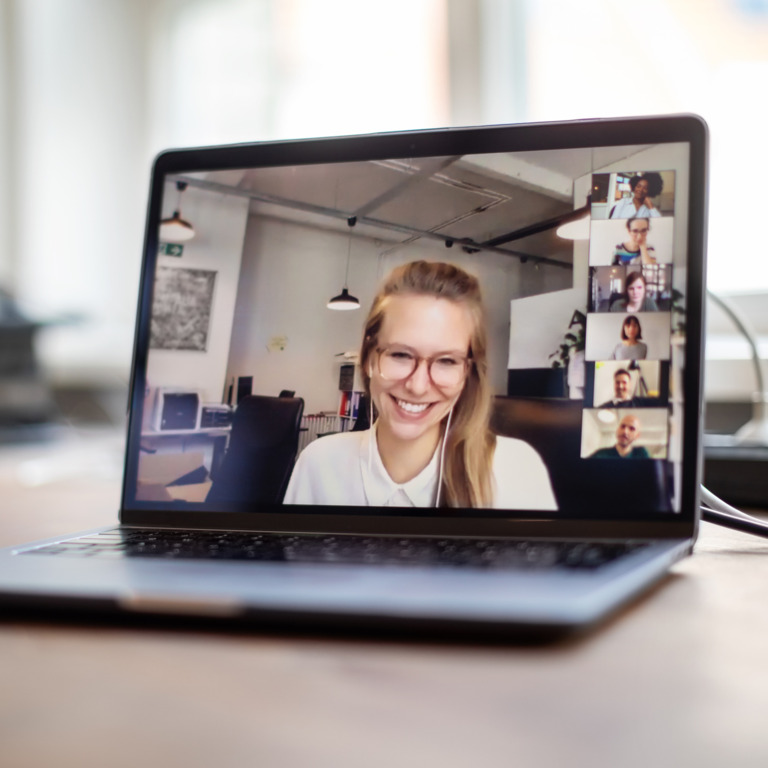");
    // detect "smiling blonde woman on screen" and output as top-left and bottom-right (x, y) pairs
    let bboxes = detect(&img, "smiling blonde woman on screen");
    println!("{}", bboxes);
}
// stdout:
(284, 261), (557, 510)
